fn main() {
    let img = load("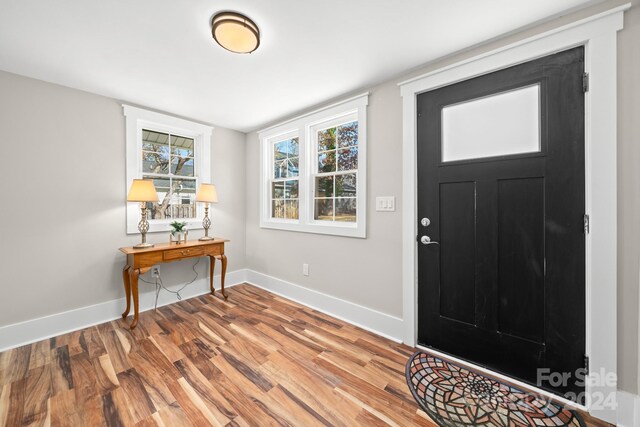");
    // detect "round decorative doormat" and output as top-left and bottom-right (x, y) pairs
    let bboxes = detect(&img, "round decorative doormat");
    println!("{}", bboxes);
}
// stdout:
(405, 351), (585, 427)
